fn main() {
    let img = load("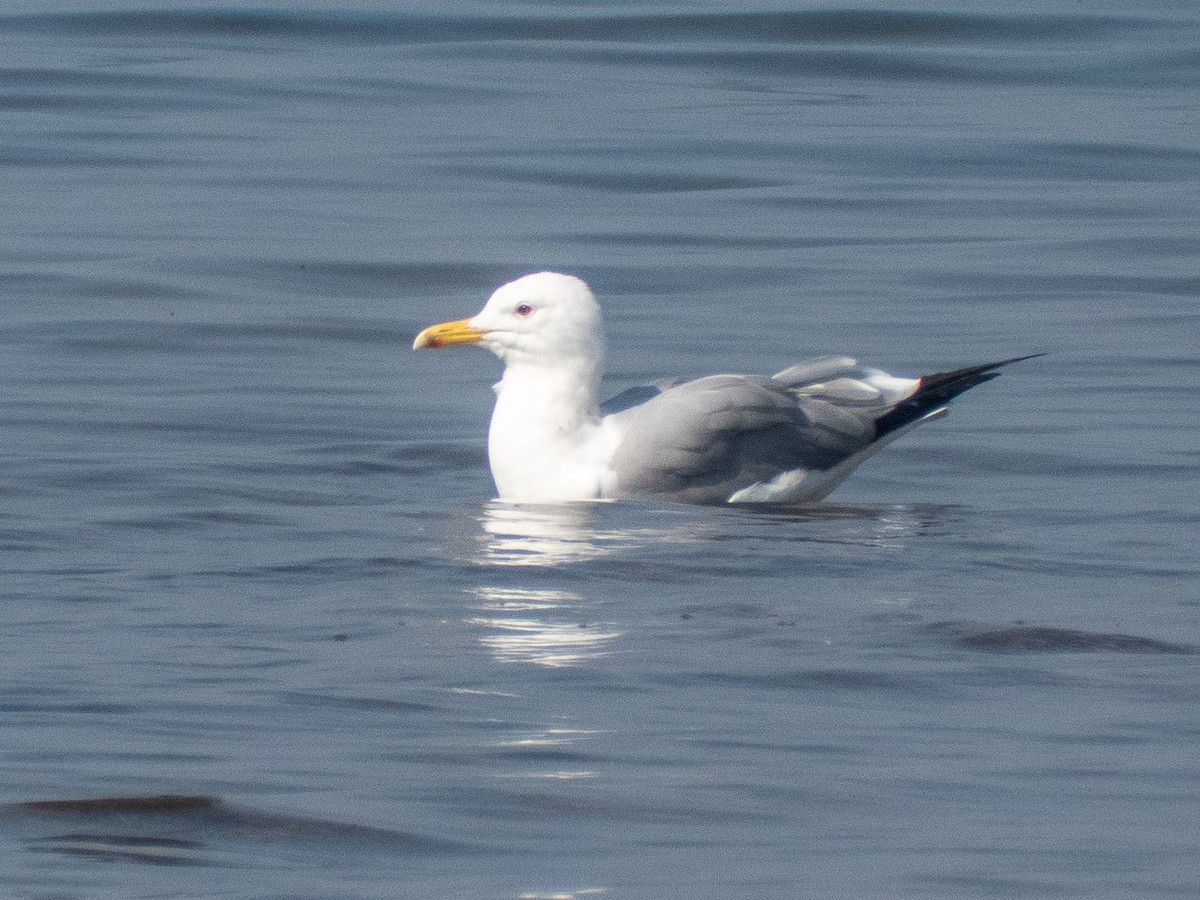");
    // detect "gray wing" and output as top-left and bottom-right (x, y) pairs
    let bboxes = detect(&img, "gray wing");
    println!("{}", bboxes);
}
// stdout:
(604, 357), (903, 504)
